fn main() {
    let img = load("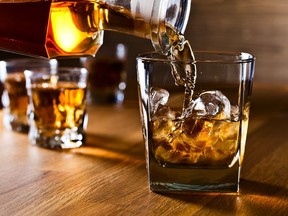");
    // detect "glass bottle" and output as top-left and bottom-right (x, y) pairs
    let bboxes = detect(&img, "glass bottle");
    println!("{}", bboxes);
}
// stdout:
(0, 0), (191, 58)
